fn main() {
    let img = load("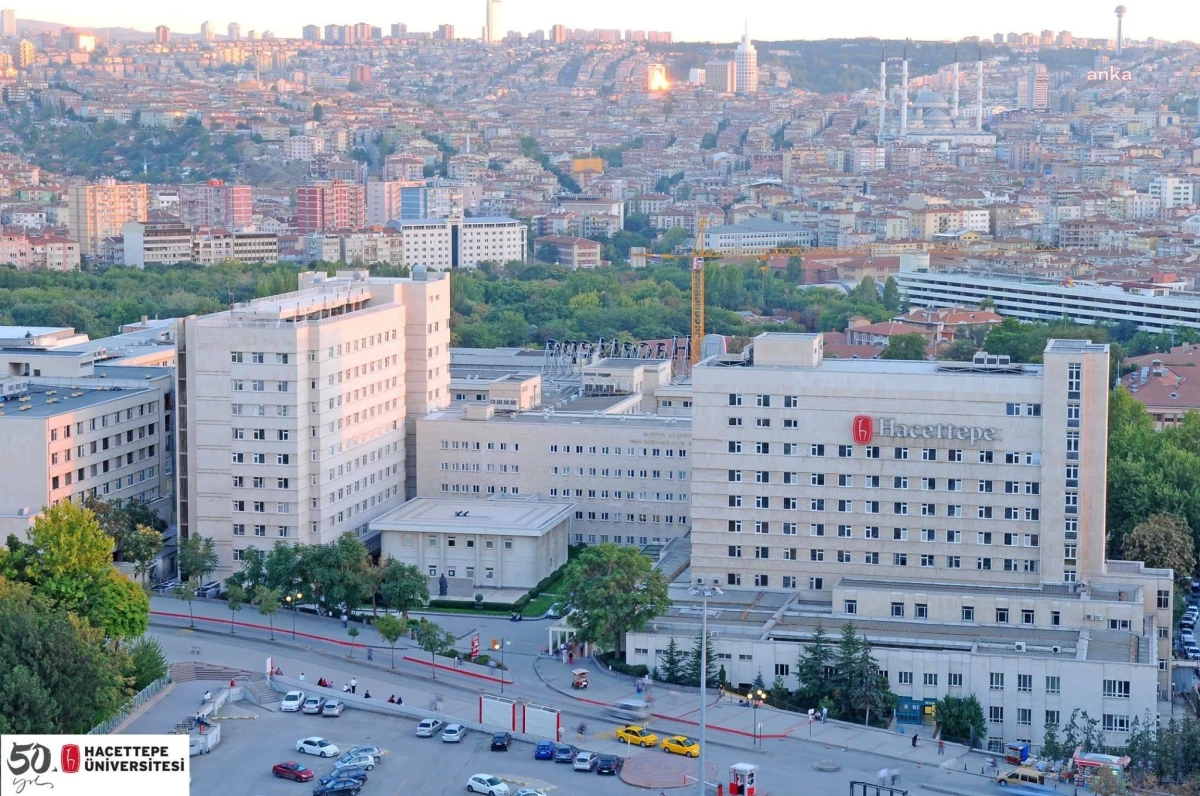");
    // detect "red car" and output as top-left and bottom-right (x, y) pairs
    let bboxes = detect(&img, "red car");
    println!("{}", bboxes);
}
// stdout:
(273, 761), (315, 782)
